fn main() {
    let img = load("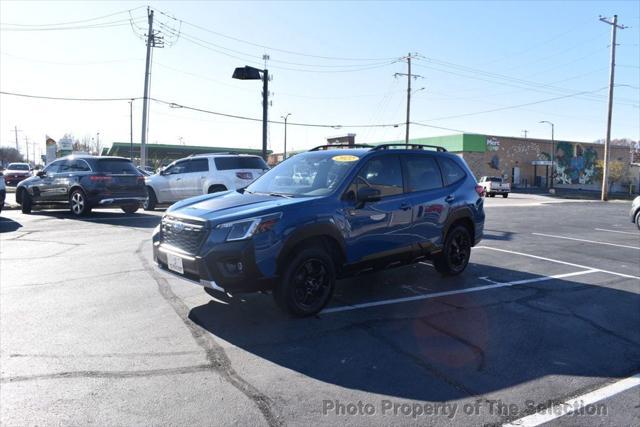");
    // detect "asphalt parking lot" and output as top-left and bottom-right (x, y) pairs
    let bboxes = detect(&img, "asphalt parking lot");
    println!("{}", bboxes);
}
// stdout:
(1, 194), (638, 426)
